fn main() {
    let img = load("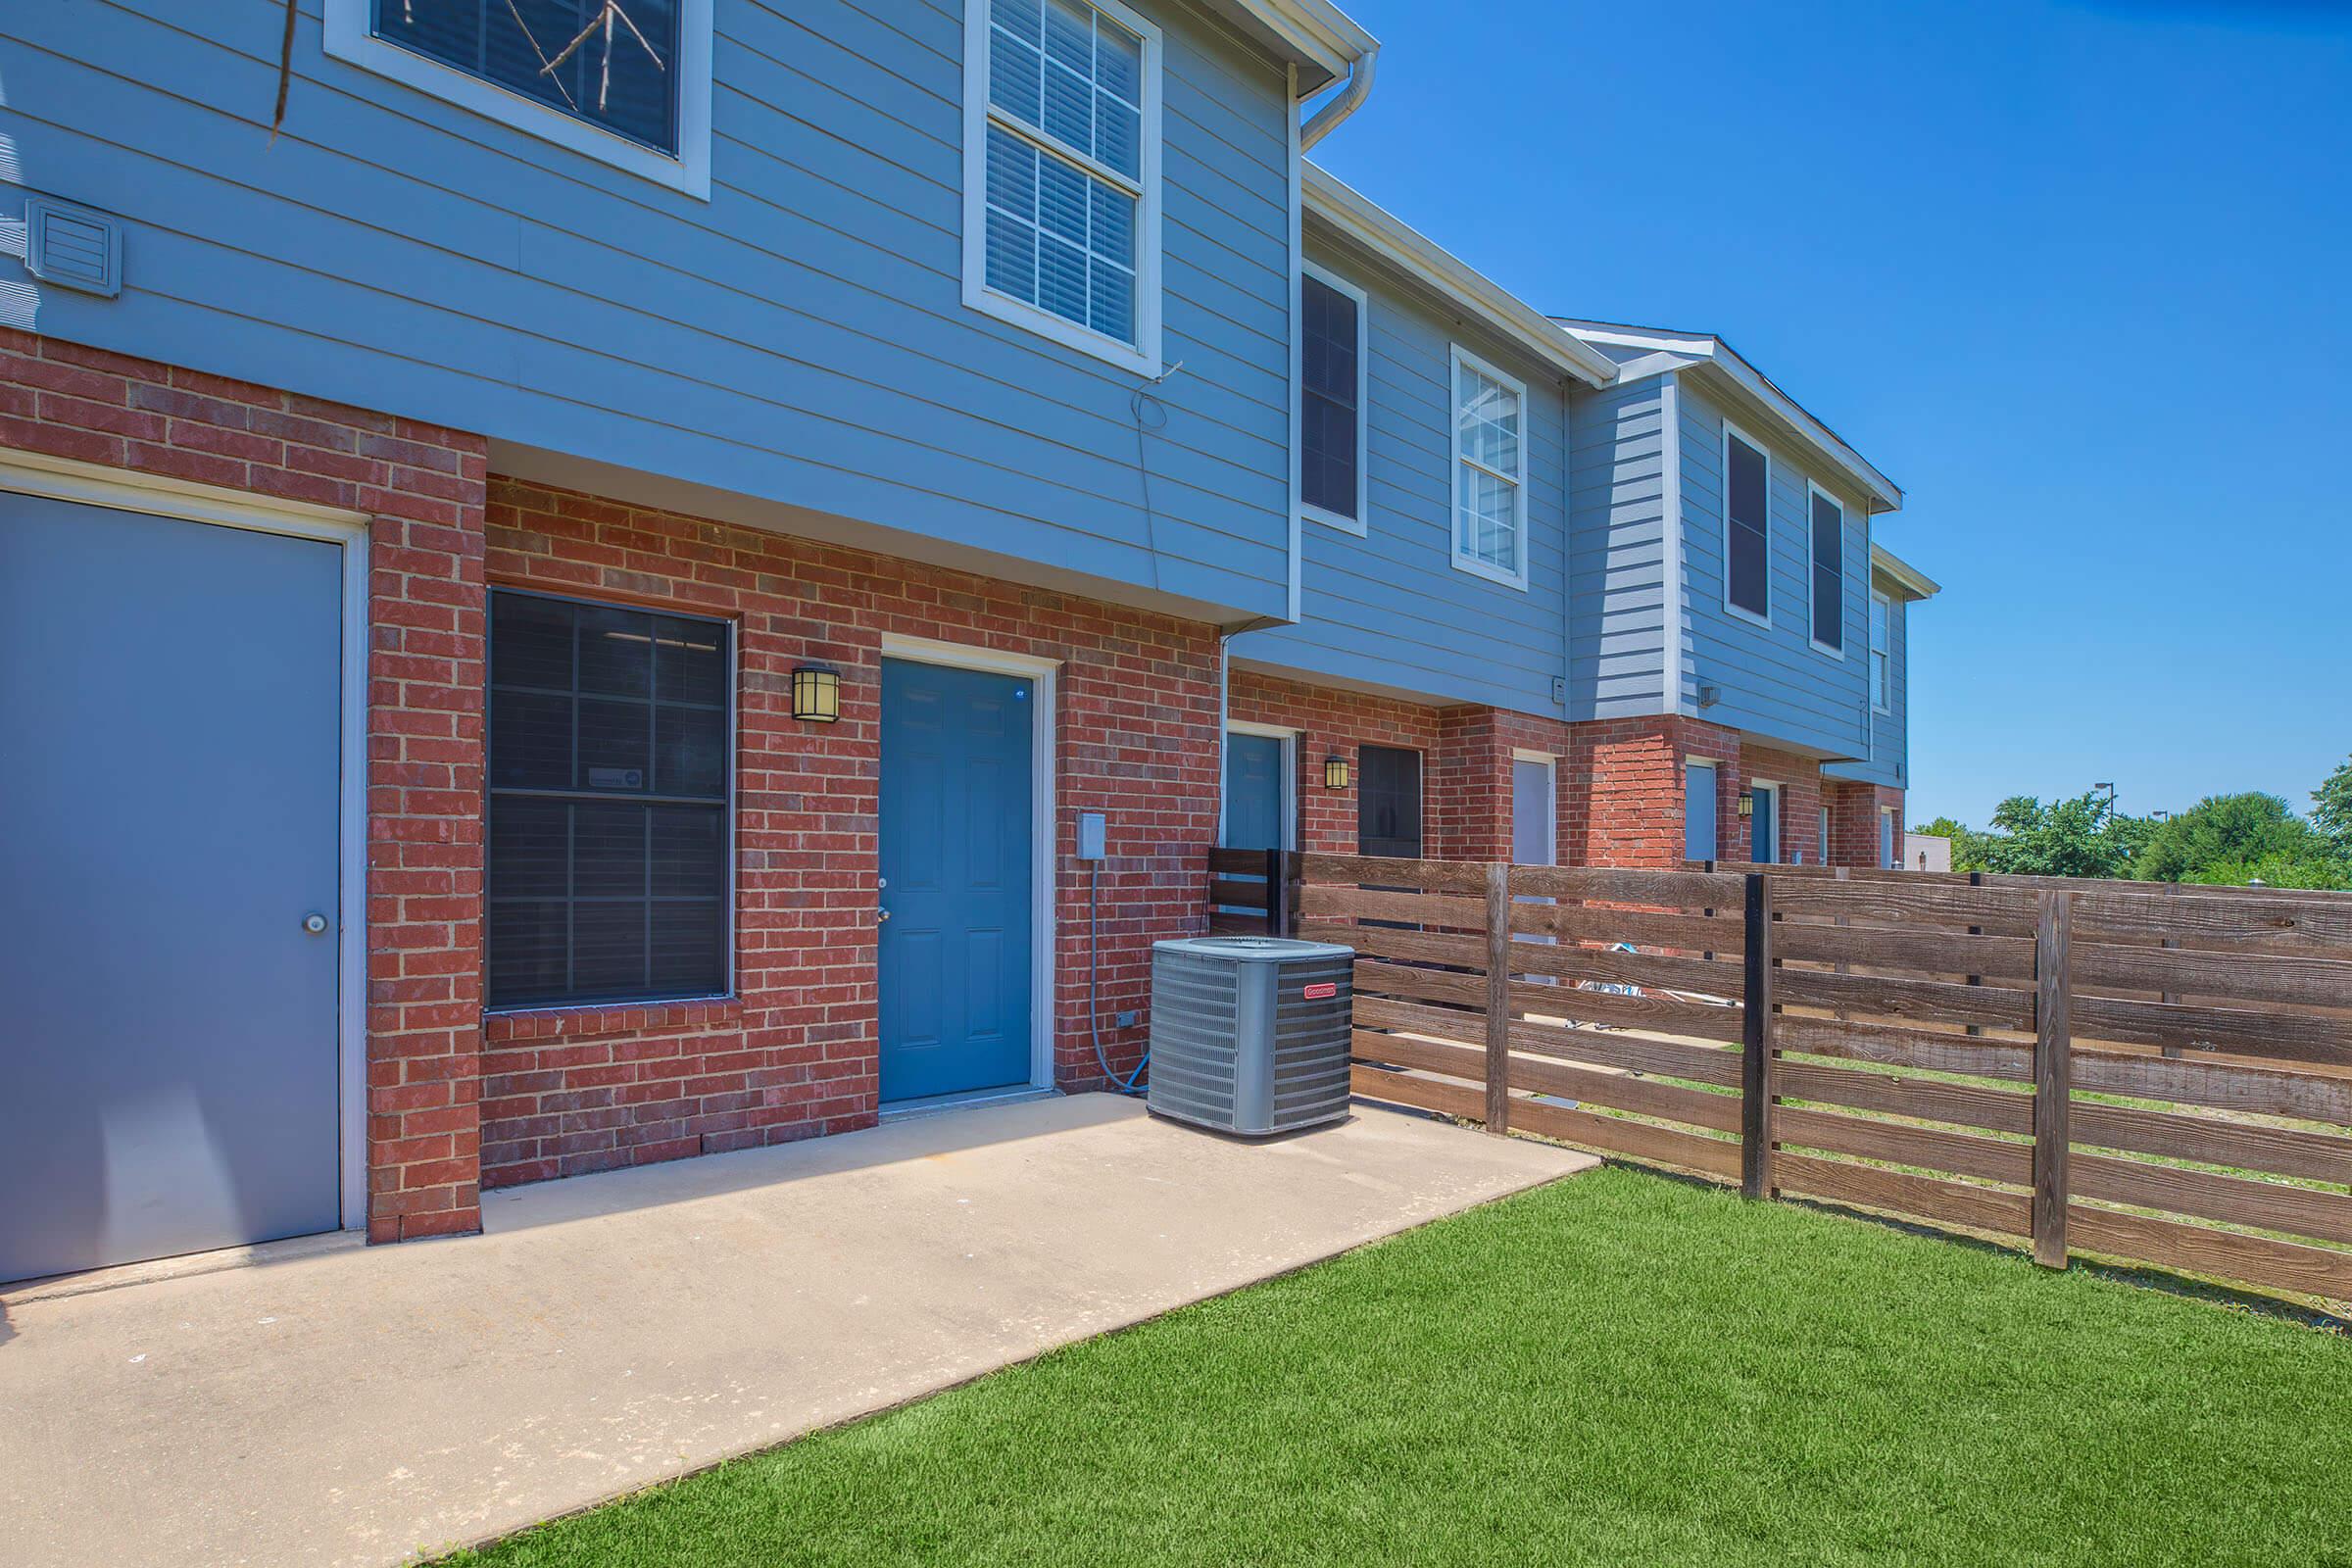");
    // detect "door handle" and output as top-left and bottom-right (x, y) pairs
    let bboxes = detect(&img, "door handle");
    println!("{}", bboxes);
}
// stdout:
(876, 907), (891, 924)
